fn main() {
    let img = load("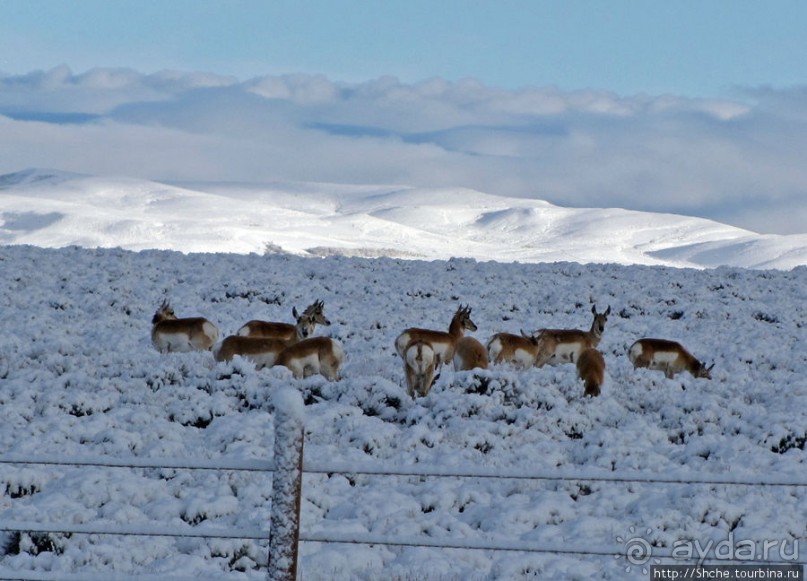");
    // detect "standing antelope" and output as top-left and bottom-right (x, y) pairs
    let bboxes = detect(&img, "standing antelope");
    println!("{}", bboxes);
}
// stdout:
(486, 330), (555, 370)
(576, 348), (605, 397)
(395, 305), (477, 365)
(274, 336), (344, 381)
(151, 300), (219, 353)
(453, 336), (488, 371)
(628, 338), (714, 380)
(534, 305), (611, 366)
(237, 300), (330, 342)
(213, 336), (289, 369)
(403, 339), (441, 398)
